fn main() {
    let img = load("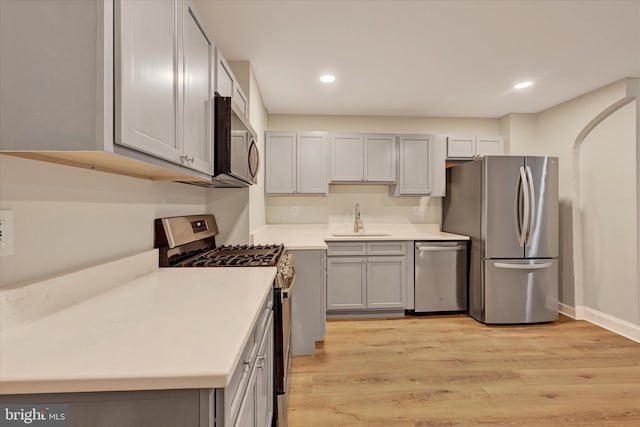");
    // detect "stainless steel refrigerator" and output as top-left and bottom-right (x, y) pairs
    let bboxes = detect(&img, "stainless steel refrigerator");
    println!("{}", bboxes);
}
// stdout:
(442, 156), (559, 324)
